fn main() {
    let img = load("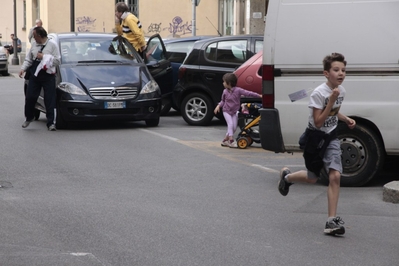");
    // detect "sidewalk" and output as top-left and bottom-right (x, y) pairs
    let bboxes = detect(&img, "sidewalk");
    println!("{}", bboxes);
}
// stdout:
(8, 64), (21, 73)
(7, 63), (22, 78)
